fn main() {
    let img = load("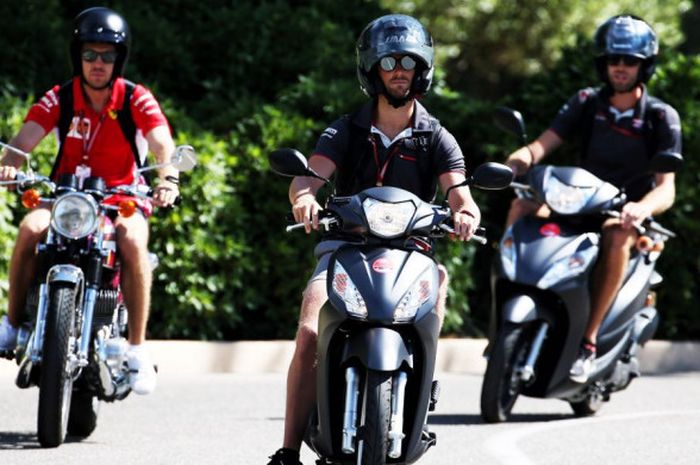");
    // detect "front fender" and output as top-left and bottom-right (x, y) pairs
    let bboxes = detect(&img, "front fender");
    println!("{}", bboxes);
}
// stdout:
(342, 327), (413, 371)
(503, 295), (538, 323)
(47, 265), (84, 286)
